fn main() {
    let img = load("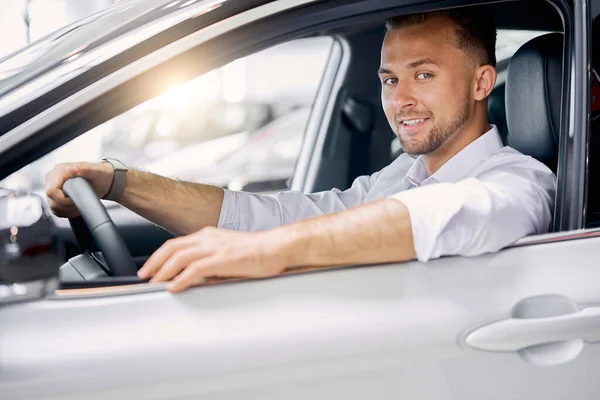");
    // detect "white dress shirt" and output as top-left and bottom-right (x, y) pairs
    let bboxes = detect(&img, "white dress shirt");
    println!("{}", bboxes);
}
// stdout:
(218, 125), (557, 262)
